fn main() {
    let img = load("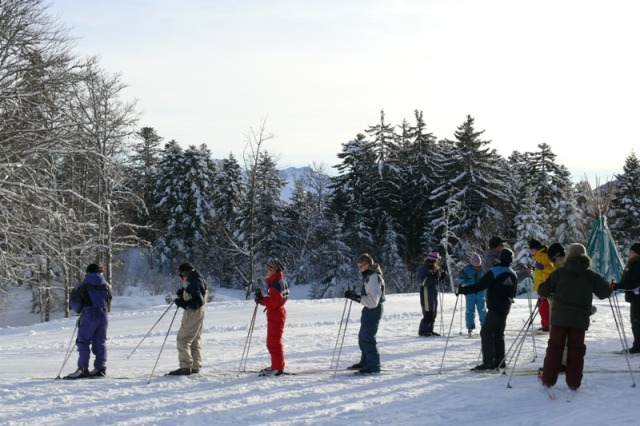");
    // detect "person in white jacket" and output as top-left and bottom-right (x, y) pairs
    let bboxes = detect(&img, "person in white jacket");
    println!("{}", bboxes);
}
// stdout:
(344, 253), (385, 375)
